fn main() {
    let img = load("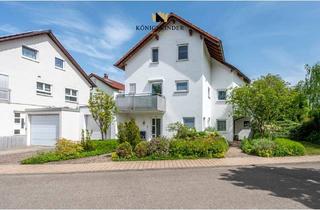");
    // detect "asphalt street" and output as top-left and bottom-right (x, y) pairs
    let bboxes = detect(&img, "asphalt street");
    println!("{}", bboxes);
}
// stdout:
(0, 162), (319, 208)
